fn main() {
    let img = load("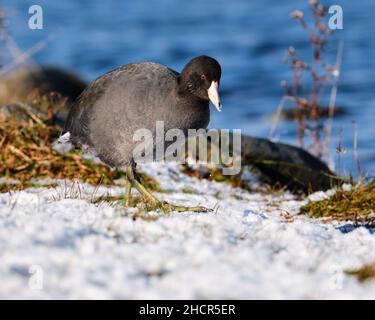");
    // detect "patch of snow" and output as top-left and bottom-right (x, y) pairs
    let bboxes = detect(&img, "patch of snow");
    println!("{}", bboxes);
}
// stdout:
(0, 162), (374, 299)
(342, 183), (353, 192)
(307, 189), (336, 202)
